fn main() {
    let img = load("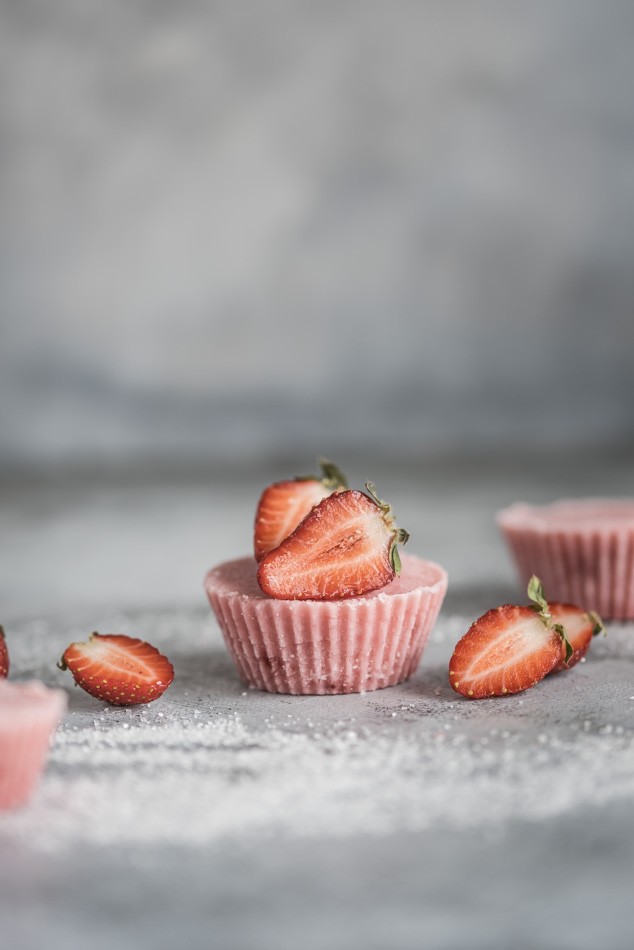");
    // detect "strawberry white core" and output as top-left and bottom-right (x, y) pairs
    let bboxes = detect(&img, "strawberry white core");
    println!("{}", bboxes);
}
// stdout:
(83, 636), (160, 679)
(463, 616), (550, 682)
